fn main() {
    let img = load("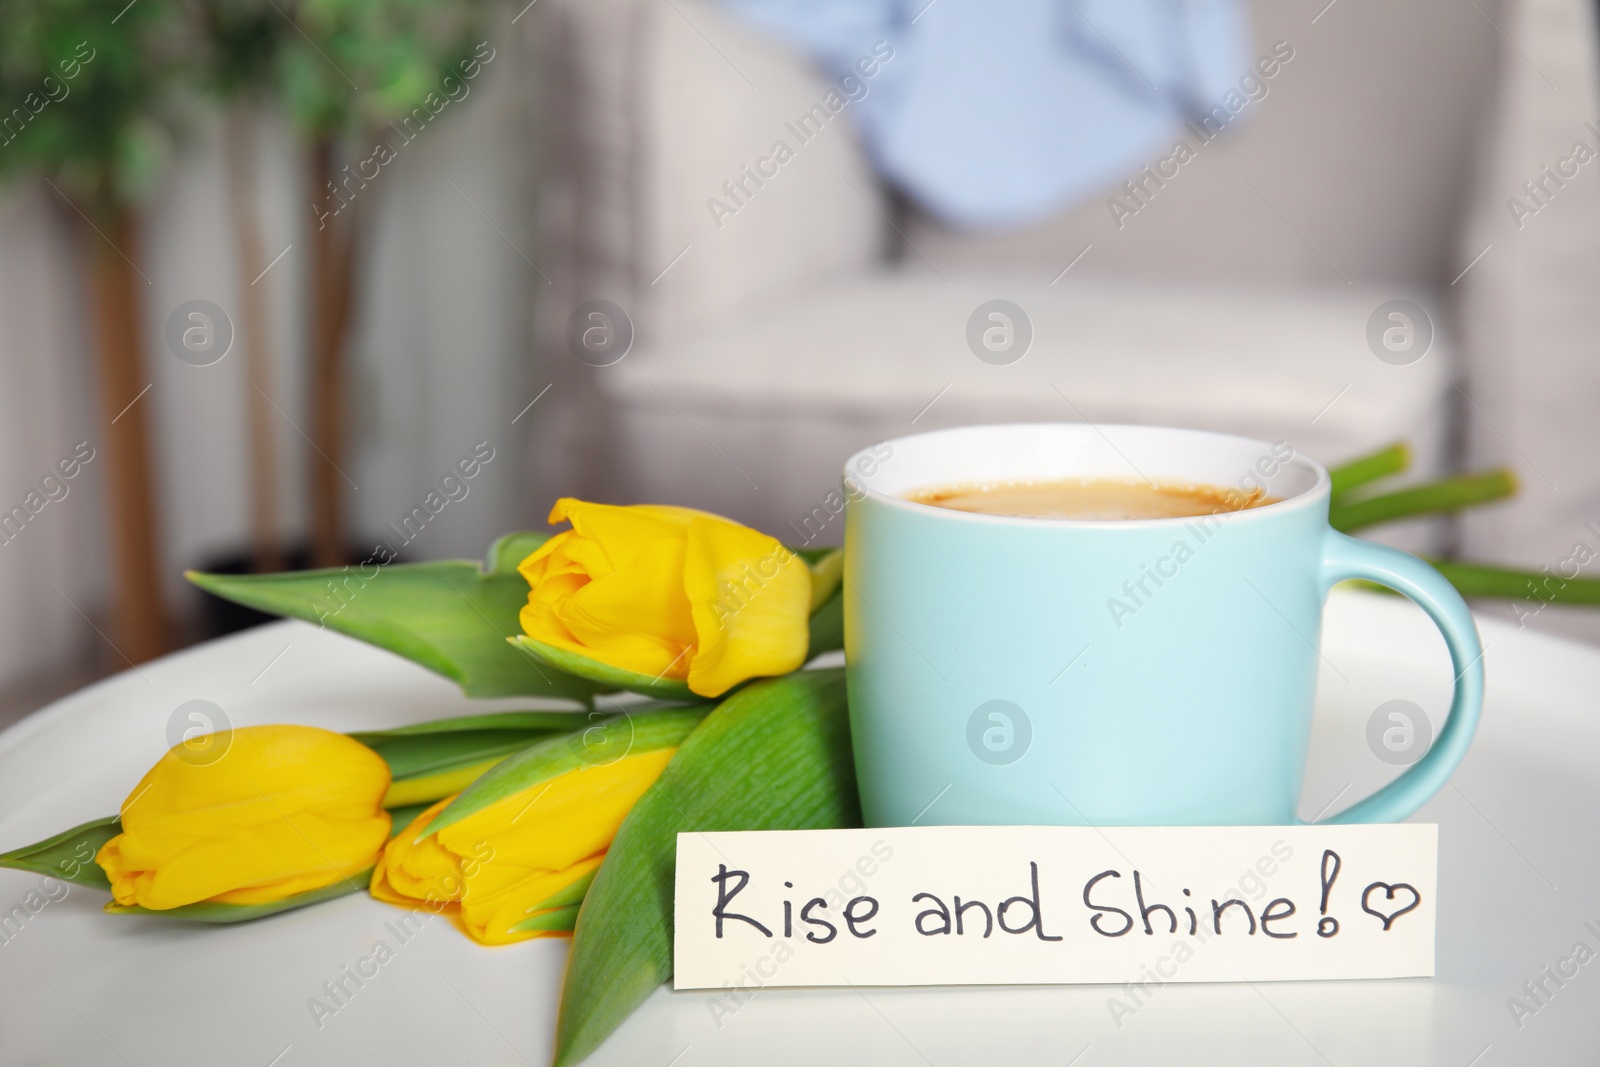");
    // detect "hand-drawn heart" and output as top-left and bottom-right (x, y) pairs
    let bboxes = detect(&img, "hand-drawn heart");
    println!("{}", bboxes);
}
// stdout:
(1360, 882), (1421, 931)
